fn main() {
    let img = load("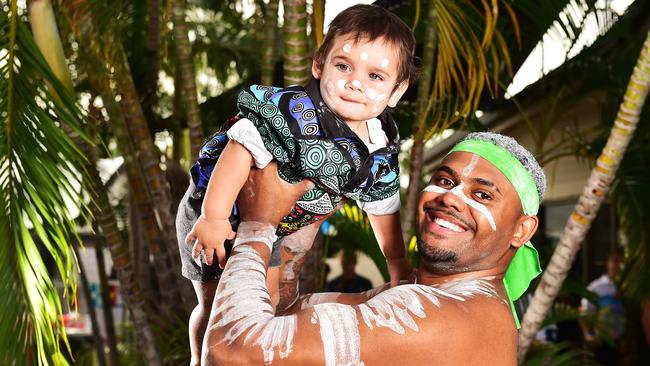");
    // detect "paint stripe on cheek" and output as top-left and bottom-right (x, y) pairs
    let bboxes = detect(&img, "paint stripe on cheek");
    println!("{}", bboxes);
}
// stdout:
(314, 303), (362, 366)
(422, 184), (496, 230)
